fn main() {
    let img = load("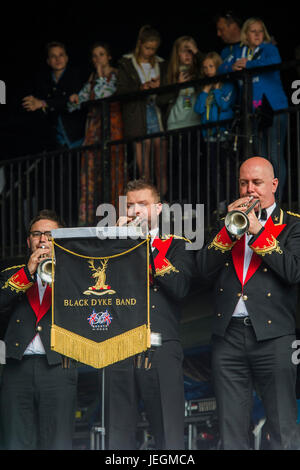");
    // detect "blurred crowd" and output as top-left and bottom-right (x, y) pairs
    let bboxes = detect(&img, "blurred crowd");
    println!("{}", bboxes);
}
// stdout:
(17, 11), (293, 215)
